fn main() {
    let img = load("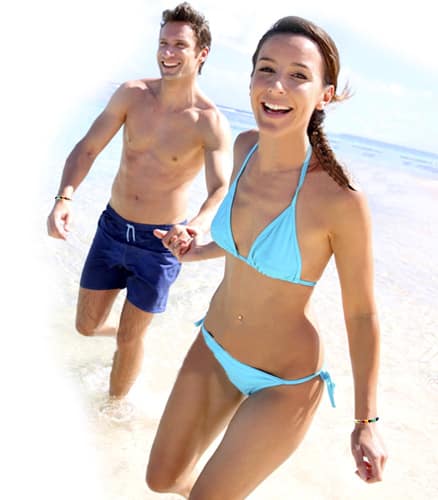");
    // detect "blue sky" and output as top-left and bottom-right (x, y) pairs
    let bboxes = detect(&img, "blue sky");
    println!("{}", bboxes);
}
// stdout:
(5, 0), (437, 156)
